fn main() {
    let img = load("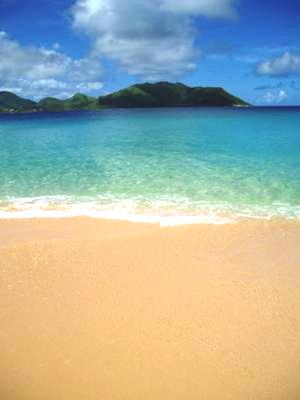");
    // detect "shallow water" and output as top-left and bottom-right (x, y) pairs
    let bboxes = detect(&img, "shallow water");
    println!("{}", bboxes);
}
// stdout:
(0, 107), (299, 224)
